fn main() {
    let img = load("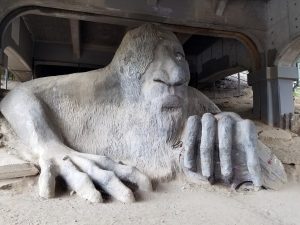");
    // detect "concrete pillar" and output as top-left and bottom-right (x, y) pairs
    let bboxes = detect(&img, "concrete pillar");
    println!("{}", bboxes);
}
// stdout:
(250, 66), (298, 127)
